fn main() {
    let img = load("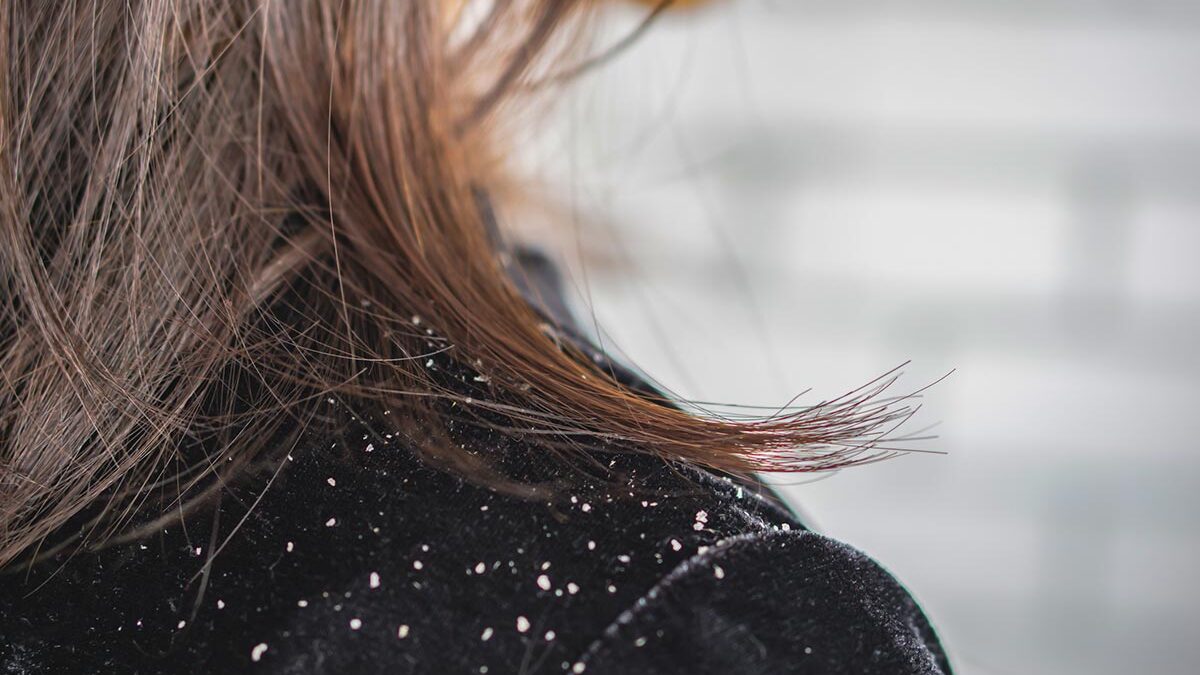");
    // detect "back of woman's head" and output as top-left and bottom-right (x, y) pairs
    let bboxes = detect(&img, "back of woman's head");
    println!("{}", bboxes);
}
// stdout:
(0, 0), (912, 568)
